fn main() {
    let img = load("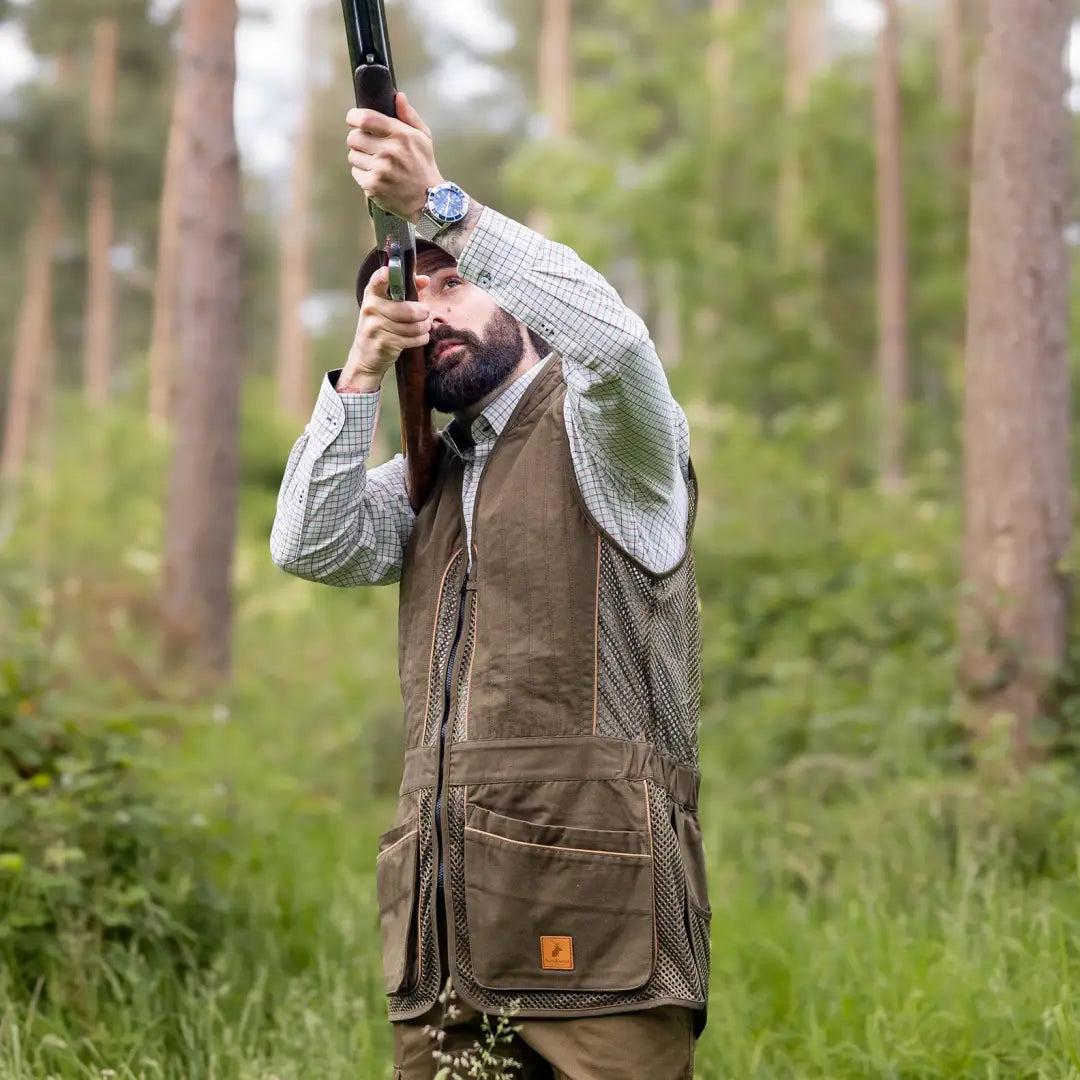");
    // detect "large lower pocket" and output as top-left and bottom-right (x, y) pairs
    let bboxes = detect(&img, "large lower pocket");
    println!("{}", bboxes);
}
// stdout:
(376, 819), (420, 995)
(463, 795), (655, 992)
